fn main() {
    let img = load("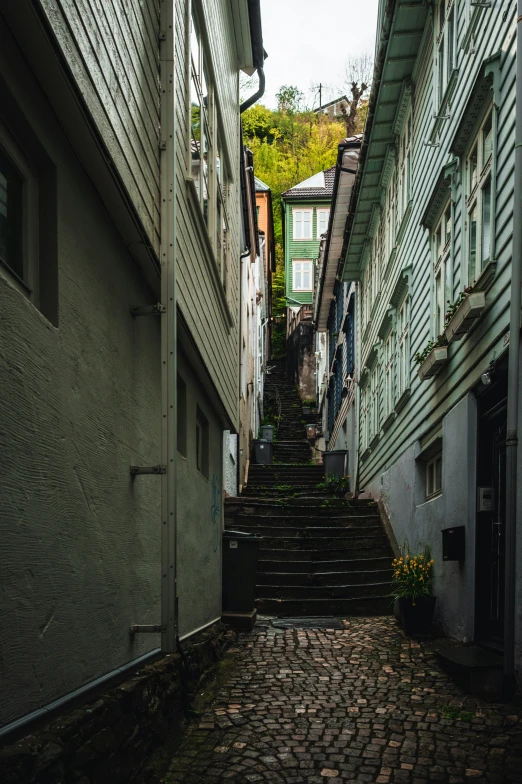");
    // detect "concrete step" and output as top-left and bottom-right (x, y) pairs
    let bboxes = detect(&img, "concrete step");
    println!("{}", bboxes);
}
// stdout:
(226, 524), (384, 538)
(258, 581), (392, 600)
(257, 534), (389, 551)
(256, 568), (393, 586)
(256, 595), (392, 617)
(225, 516), (382, 529)
(259, 544), (392, 561)
(258, 556), (392, 573)
(225, 499), (379, 517)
